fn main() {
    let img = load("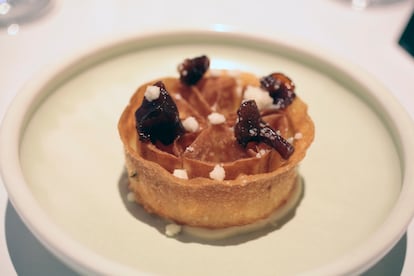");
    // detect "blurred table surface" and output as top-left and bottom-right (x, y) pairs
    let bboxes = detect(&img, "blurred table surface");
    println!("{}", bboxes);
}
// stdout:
(1, 0), (414, 275)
